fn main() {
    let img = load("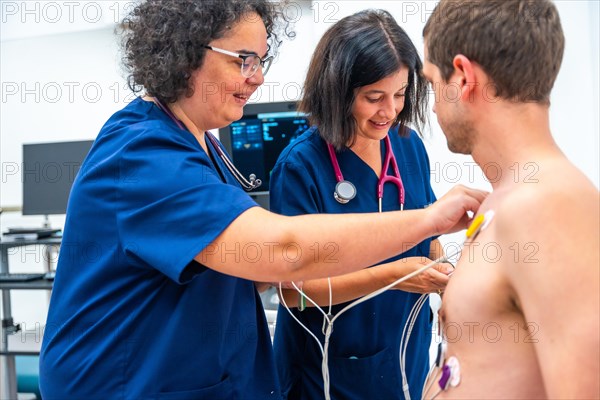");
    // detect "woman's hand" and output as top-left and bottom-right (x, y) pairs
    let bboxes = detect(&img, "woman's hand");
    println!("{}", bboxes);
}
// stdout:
(390, 256), (453, 294)
(427, 185), (488, 235)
